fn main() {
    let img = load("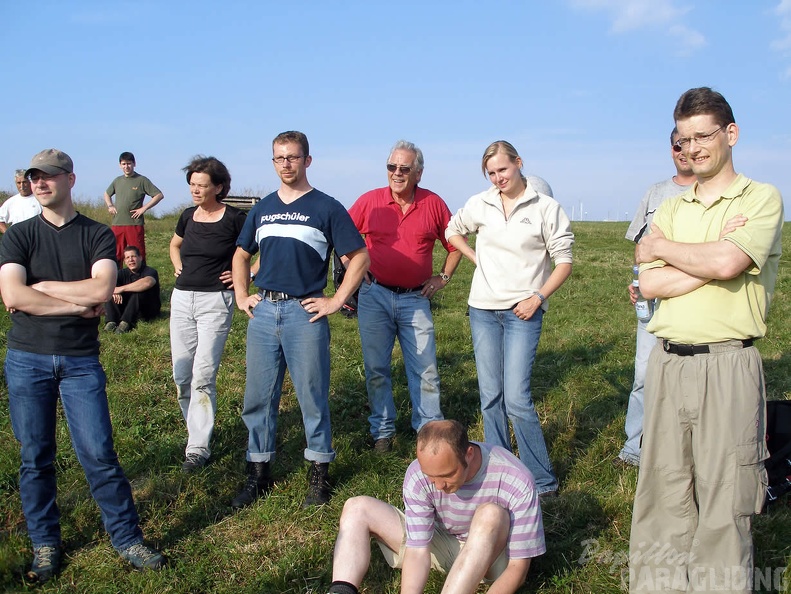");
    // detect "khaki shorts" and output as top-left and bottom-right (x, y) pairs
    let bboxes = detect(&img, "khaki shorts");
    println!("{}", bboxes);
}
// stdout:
(376, 507), (509, 581)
